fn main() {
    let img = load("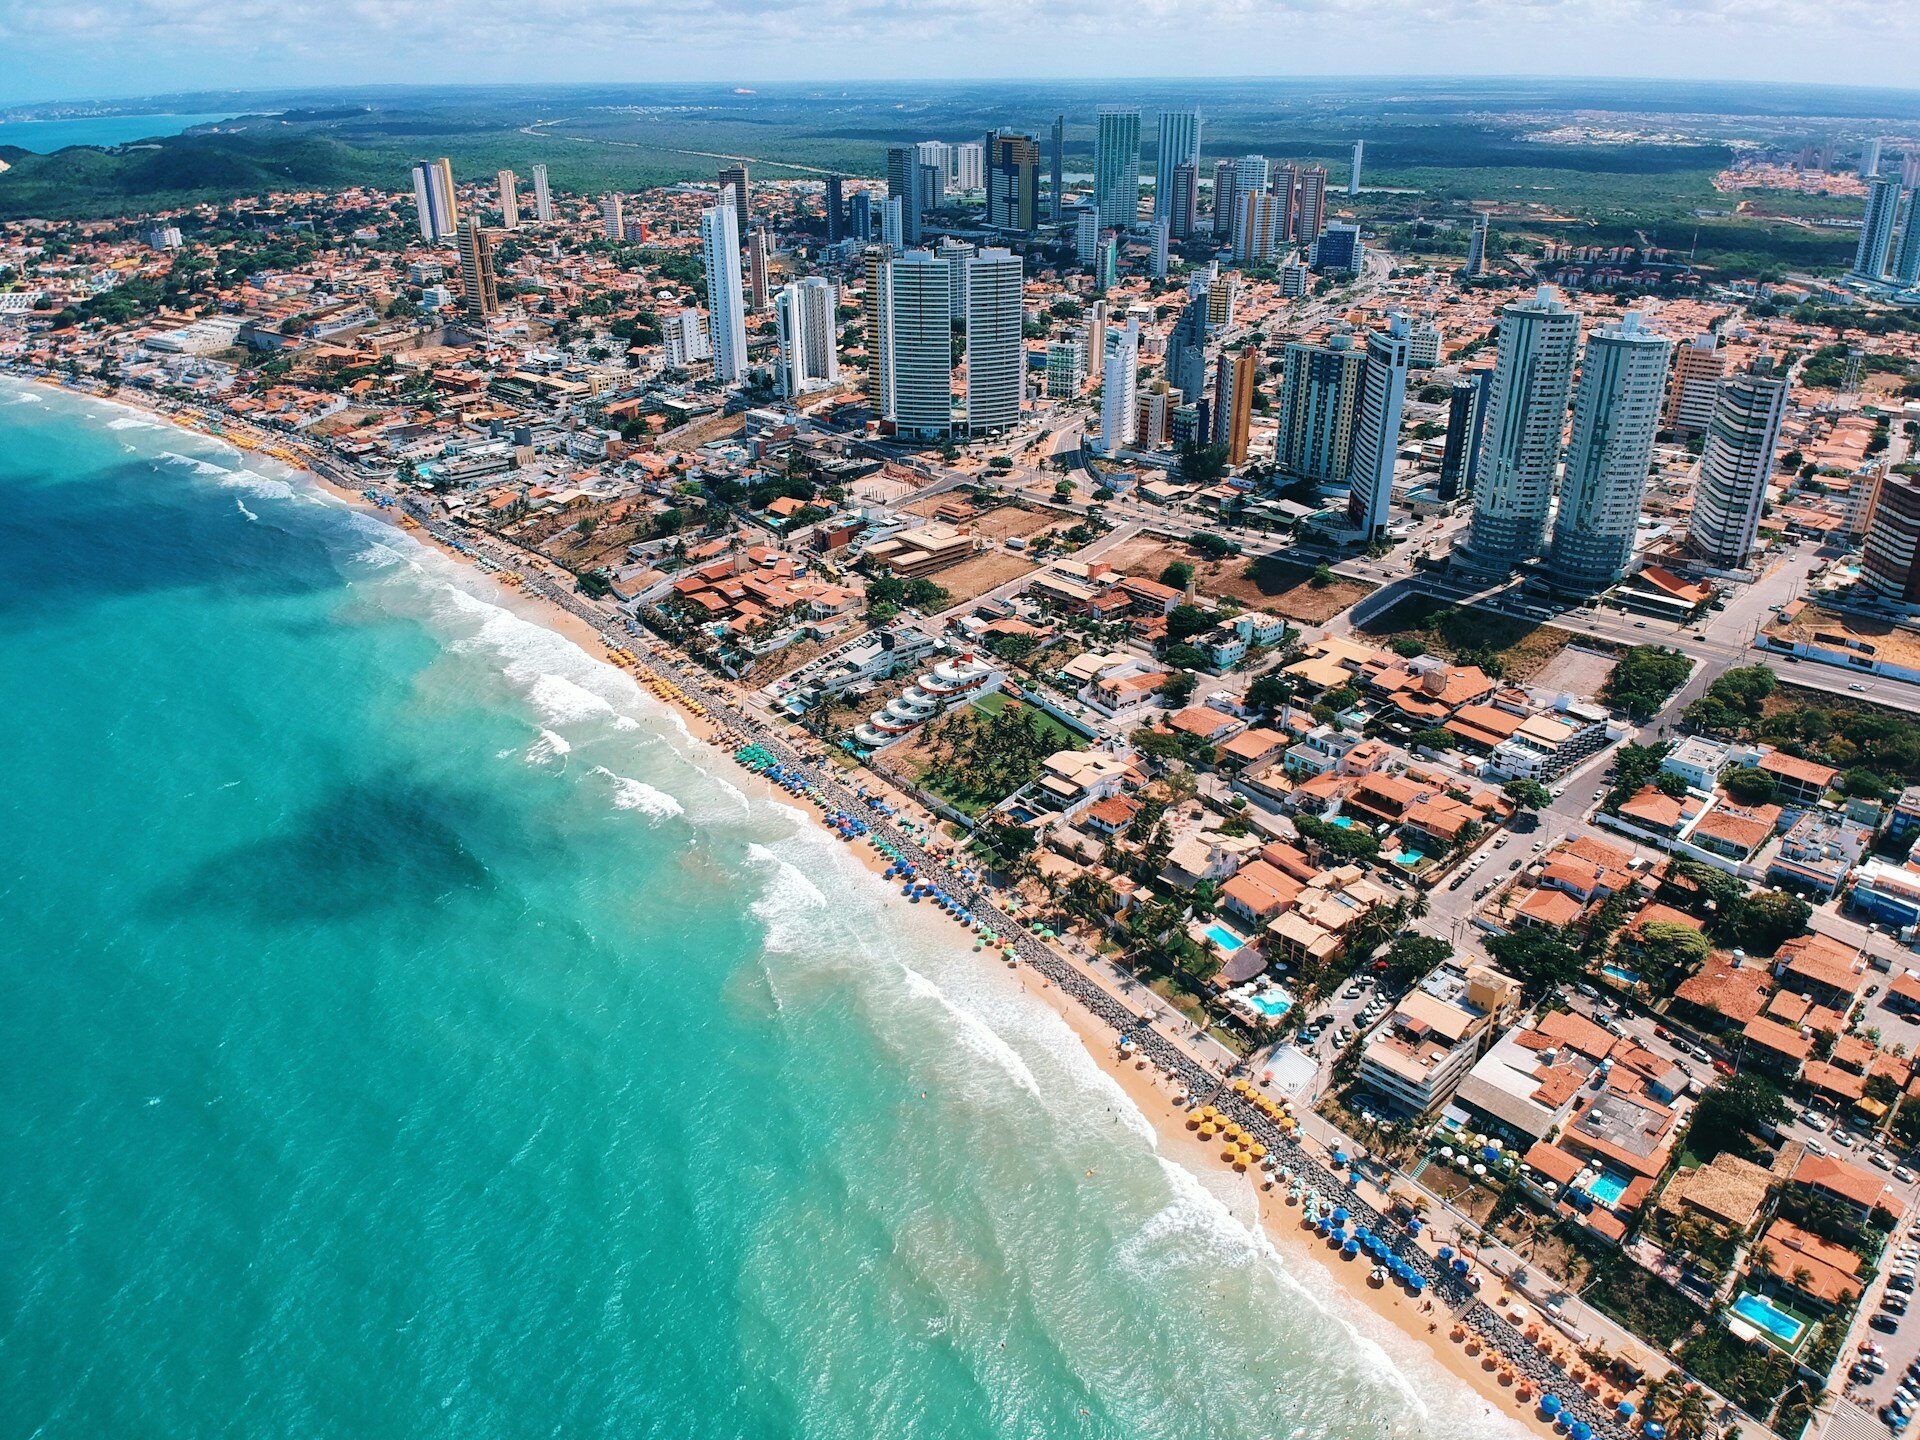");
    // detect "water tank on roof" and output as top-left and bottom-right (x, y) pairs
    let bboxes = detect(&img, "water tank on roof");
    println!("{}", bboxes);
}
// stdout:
(1422, 669), (1449, 696)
